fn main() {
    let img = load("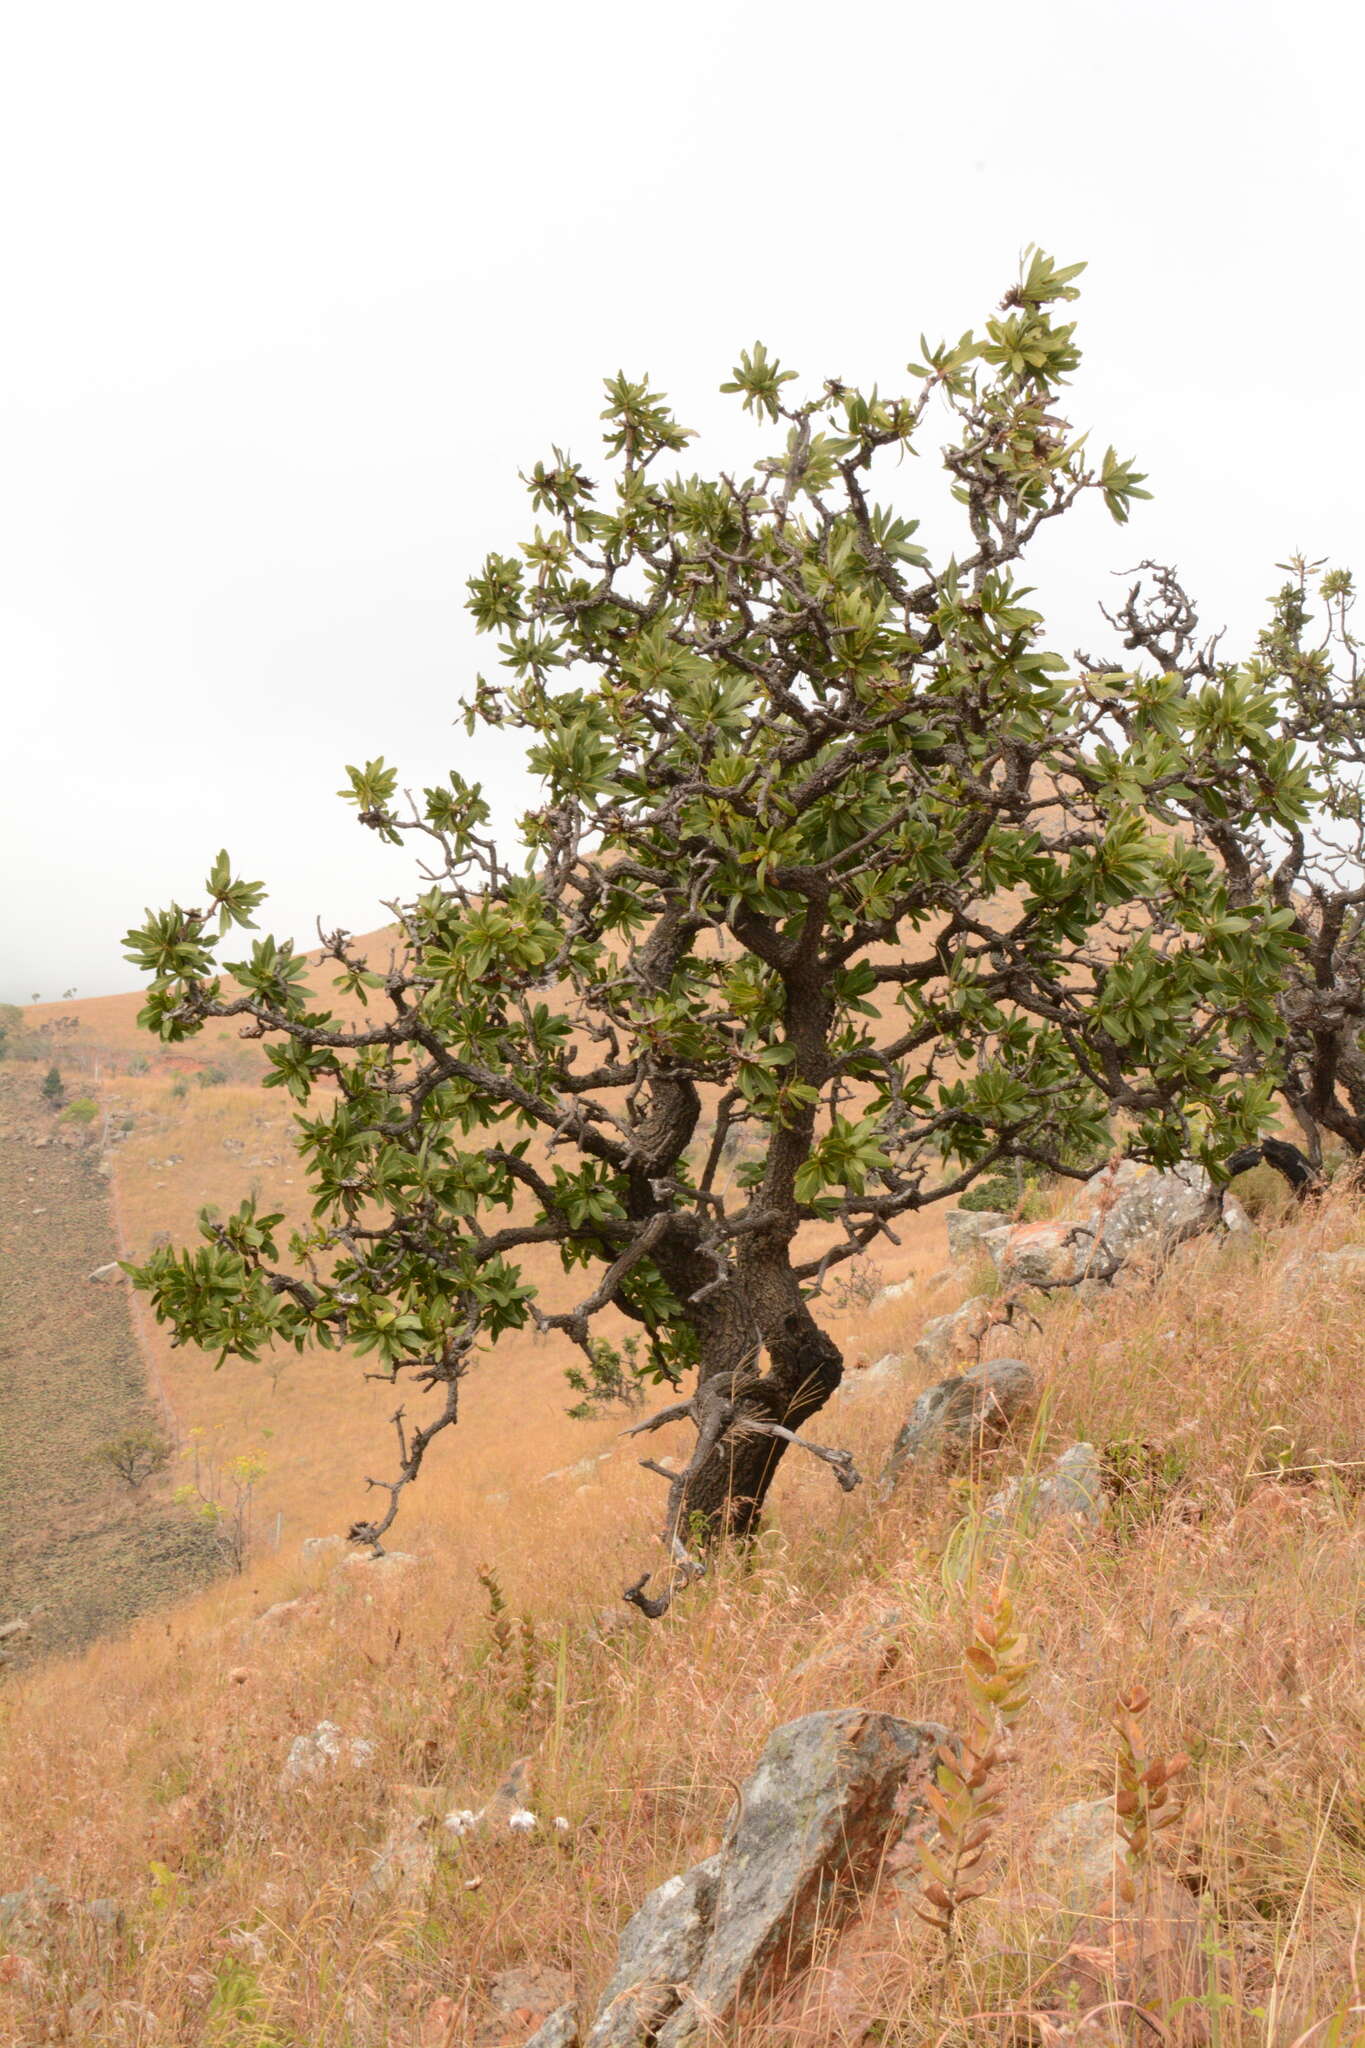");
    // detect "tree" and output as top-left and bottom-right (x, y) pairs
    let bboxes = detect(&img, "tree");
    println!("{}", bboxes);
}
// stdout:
(41, 1065), (63, 1106)
(94, 1428), (171, 1489)
(123, 253), (1306, 1613)
(1084, 558), (1365, 1177)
